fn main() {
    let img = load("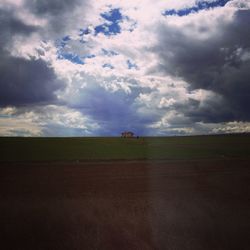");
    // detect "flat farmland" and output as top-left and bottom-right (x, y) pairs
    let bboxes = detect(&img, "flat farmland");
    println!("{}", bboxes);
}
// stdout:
(1, 134), (250, 161)
(0, 135), (250, 249)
